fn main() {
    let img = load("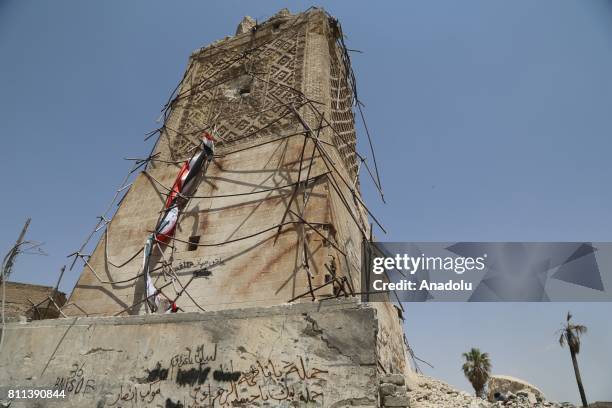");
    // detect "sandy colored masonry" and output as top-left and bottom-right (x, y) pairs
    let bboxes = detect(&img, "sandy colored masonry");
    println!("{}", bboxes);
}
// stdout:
(0, 282), (66, 321)
(68, 8), (369, 317)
